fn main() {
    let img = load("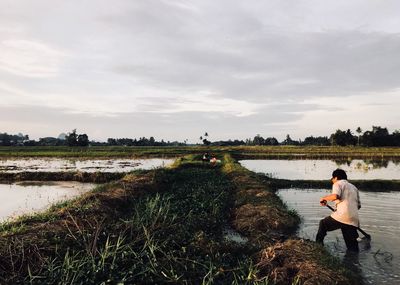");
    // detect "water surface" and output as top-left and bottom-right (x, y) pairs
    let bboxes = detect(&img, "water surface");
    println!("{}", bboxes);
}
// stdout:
(240, 159), (400, 180)
(0, 158), (174, 173)
(278, 188), (400, 284)
(0, 181), (95, 223)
